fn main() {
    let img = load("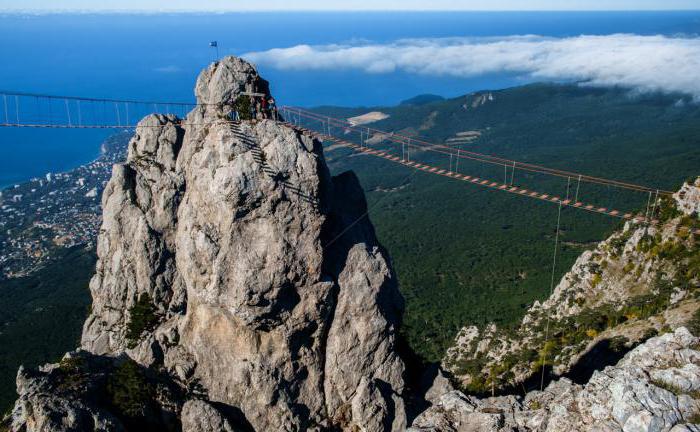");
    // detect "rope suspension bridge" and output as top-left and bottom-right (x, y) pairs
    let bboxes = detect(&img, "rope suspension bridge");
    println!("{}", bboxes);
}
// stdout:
(278, 106), (678, 225)
(0, 90), (688, 232)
